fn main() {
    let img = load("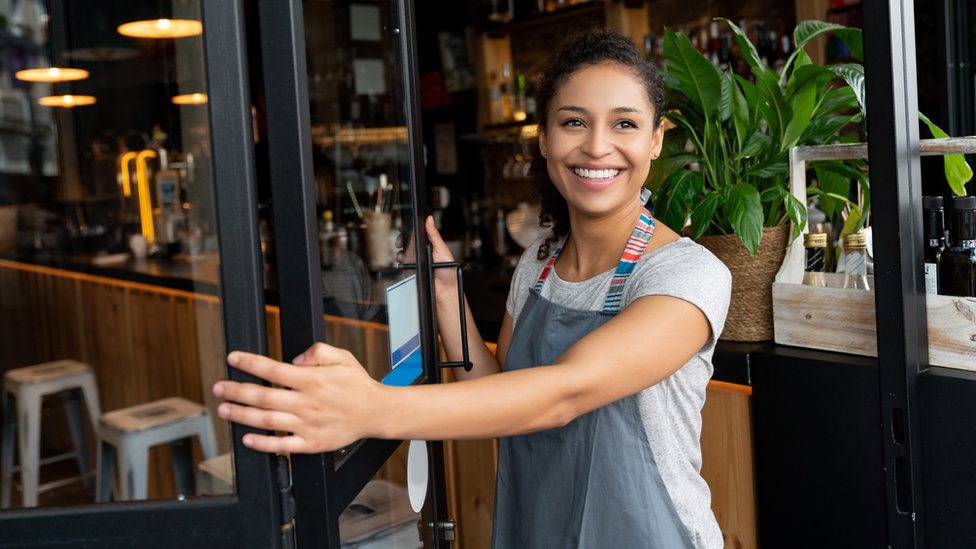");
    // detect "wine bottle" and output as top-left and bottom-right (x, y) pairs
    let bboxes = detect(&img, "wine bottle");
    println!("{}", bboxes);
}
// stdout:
(922, 196), (945, 294)
(941, 196), (976, 297)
